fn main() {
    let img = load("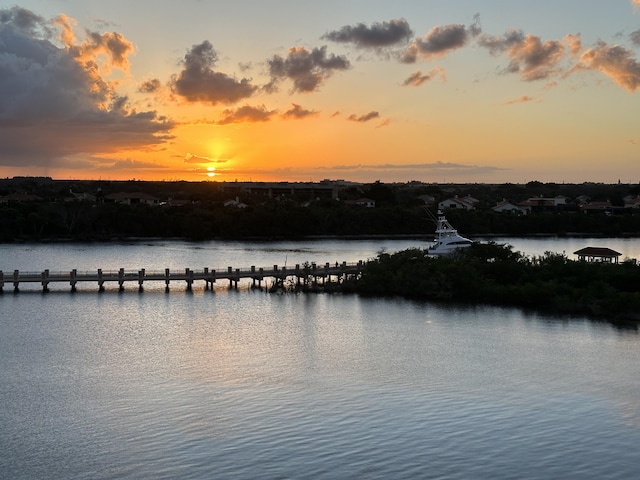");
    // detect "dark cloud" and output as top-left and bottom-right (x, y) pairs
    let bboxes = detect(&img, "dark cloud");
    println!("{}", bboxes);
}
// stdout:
(170, 40), (257, 104)
(477, 29), (526, 55)
(0, 7), (174, 168)
(139, 78), (161, 93)
(575, 41), (640, 92)
(630, 29), (640, 47)
(348, 111), (380, 122)
(402, 67), (446, 86)
(267, 46), (350, 93)
(281, 104), (318, 119)
(402, 21), (480, 63)
(322, 18), (413, 48)
(216, 104), (276, 124)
